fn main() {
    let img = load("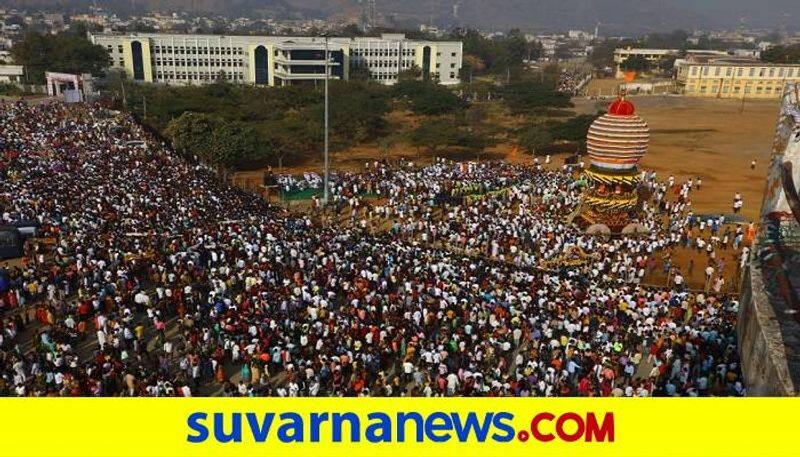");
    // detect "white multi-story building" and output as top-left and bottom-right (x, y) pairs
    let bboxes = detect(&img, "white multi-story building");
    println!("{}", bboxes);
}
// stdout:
(88, 32), (463, 86)
(613, 47), (680, 65)
(0, 64), (23, 83)
(613, 47), (729, 78)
